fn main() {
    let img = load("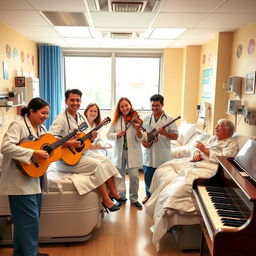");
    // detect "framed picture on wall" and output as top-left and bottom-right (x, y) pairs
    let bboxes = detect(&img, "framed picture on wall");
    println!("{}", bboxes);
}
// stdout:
(245, 72), (255, 94)
(201, 68), (213, 99)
